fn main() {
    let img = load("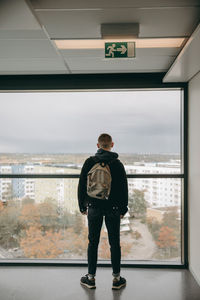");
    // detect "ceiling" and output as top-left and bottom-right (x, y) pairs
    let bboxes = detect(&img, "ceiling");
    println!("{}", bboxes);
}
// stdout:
(0, 0), (200, 76)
